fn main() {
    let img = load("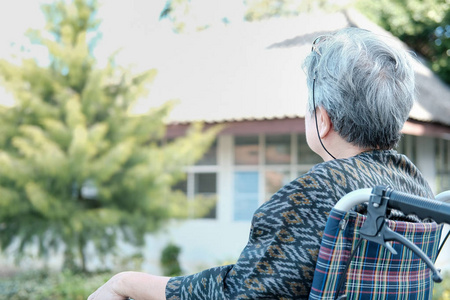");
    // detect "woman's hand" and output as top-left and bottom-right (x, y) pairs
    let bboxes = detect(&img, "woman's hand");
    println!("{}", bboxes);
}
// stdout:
(88, 271), (170, 300)
(88, 272), (129, 300)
